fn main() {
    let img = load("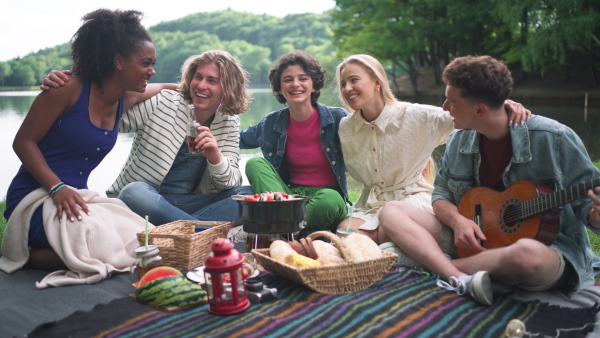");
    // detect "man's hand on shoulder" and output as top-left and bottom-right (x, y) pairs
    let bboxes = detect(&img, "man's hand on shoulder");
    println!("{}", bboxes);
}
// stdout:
(40, 70), (72, 91)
